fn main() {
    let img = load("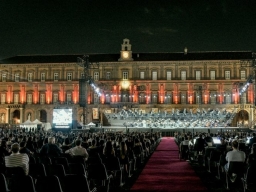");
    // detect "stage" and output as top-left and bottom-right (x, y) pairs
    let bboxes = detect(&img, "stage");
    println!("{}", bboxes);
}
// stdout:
(72, 126), (252, 135)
